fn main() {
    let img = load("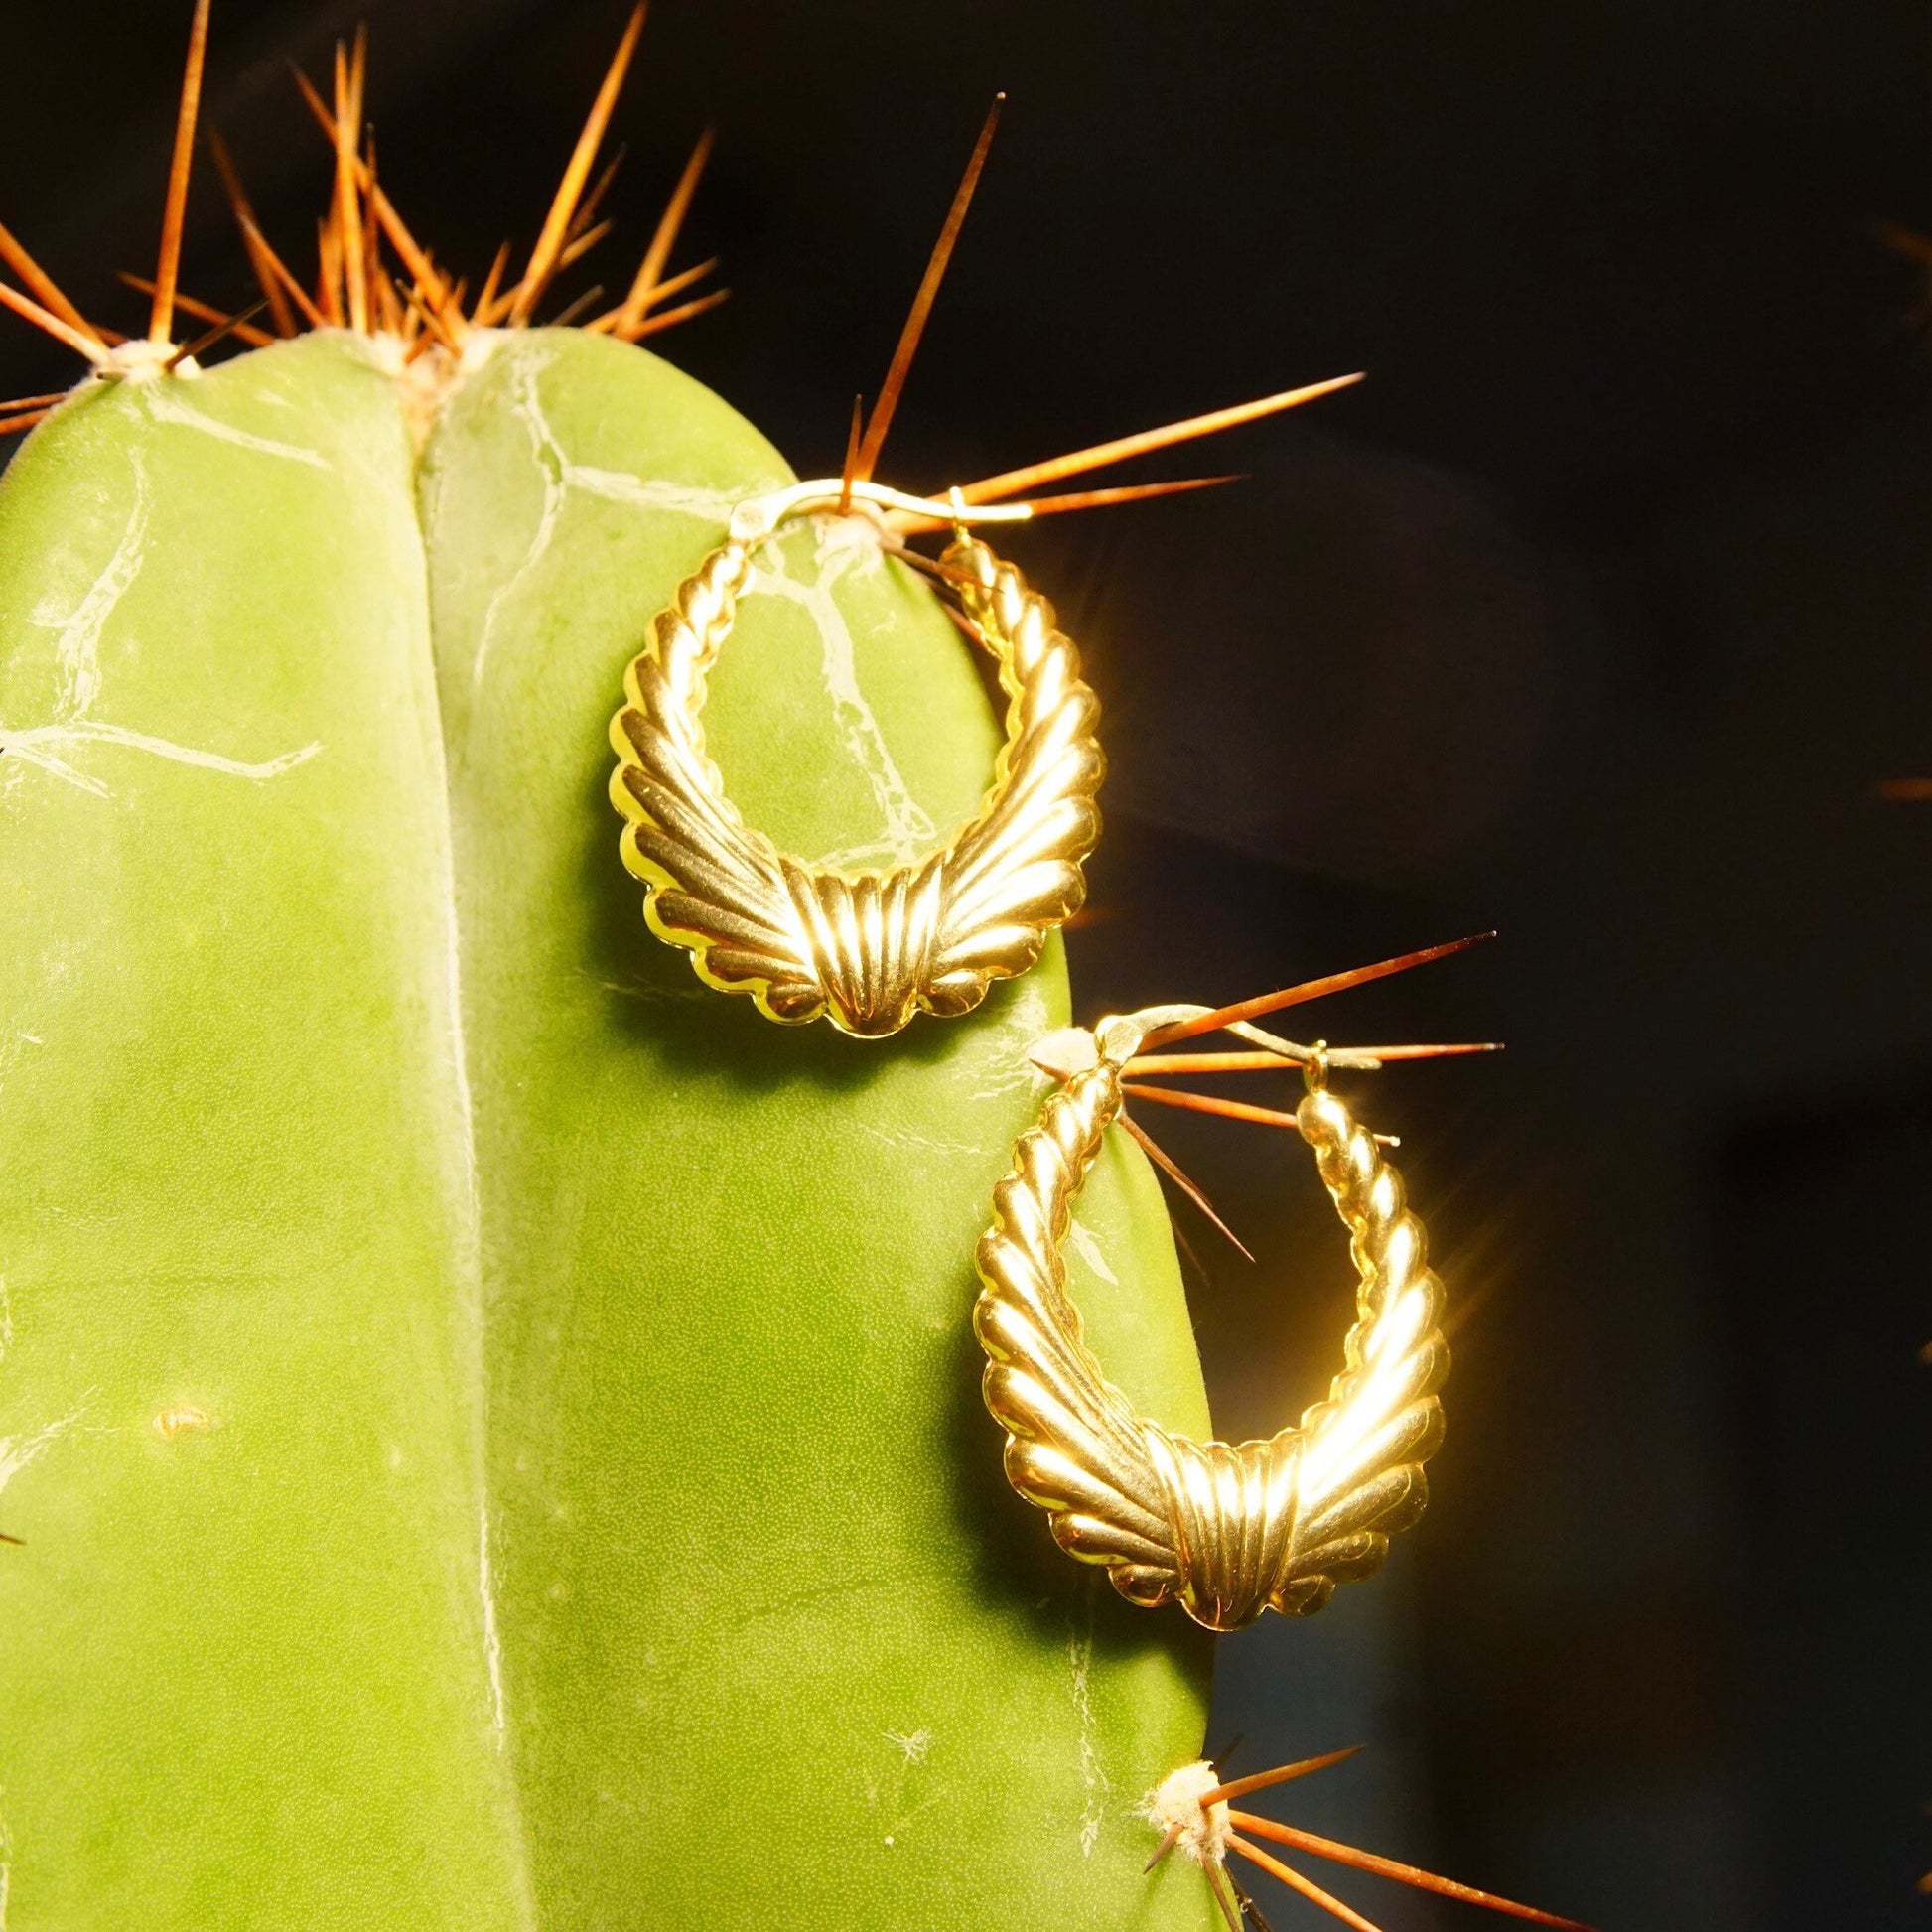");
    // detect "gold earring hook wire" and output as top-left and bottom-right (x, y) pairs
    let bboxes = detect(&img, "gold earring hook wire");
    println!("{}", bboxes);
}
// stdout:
(725, 476), (1032, 546)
